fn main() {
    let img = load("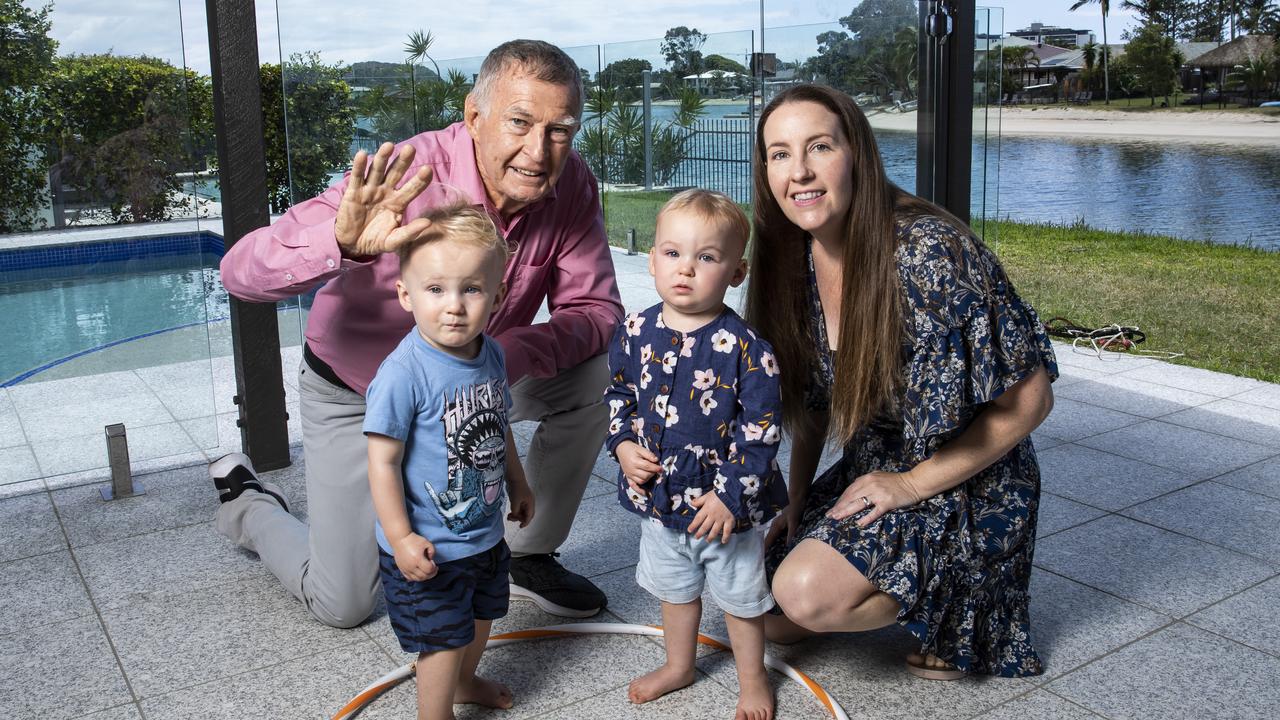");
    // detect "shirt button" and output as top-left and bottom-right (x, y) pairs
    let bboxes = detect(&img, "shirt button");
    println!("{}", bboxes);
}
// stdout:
(660, 385), (670, 393)
(284, 273), (294, 281)
(326, 258), (336, 268)
(670, 337), (679, 346)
